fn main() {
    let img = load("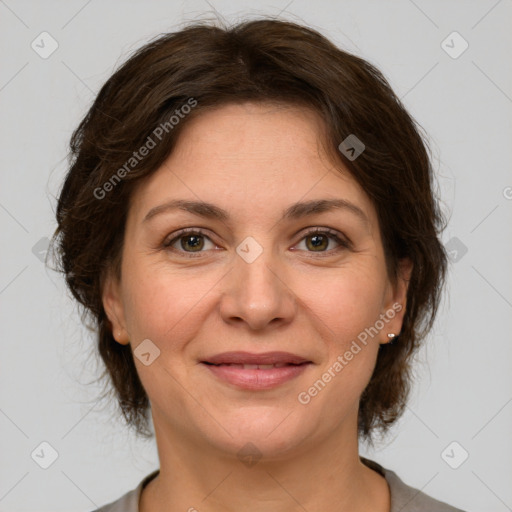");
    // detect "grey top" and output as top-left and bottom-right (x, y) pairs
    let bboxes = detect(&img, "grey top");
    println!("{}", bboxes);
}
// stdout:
(91, 457), (466, 512)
